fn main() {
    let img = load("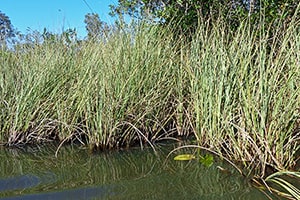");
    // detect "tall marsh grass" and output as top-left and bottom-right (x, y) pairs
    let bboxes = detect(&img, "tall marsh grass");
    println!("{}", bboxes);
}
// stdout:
(0, 18), (299, 198)
(187, 19), (300, 171)
(0, 24), (178, 148)
(184, 18), (300, 198)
